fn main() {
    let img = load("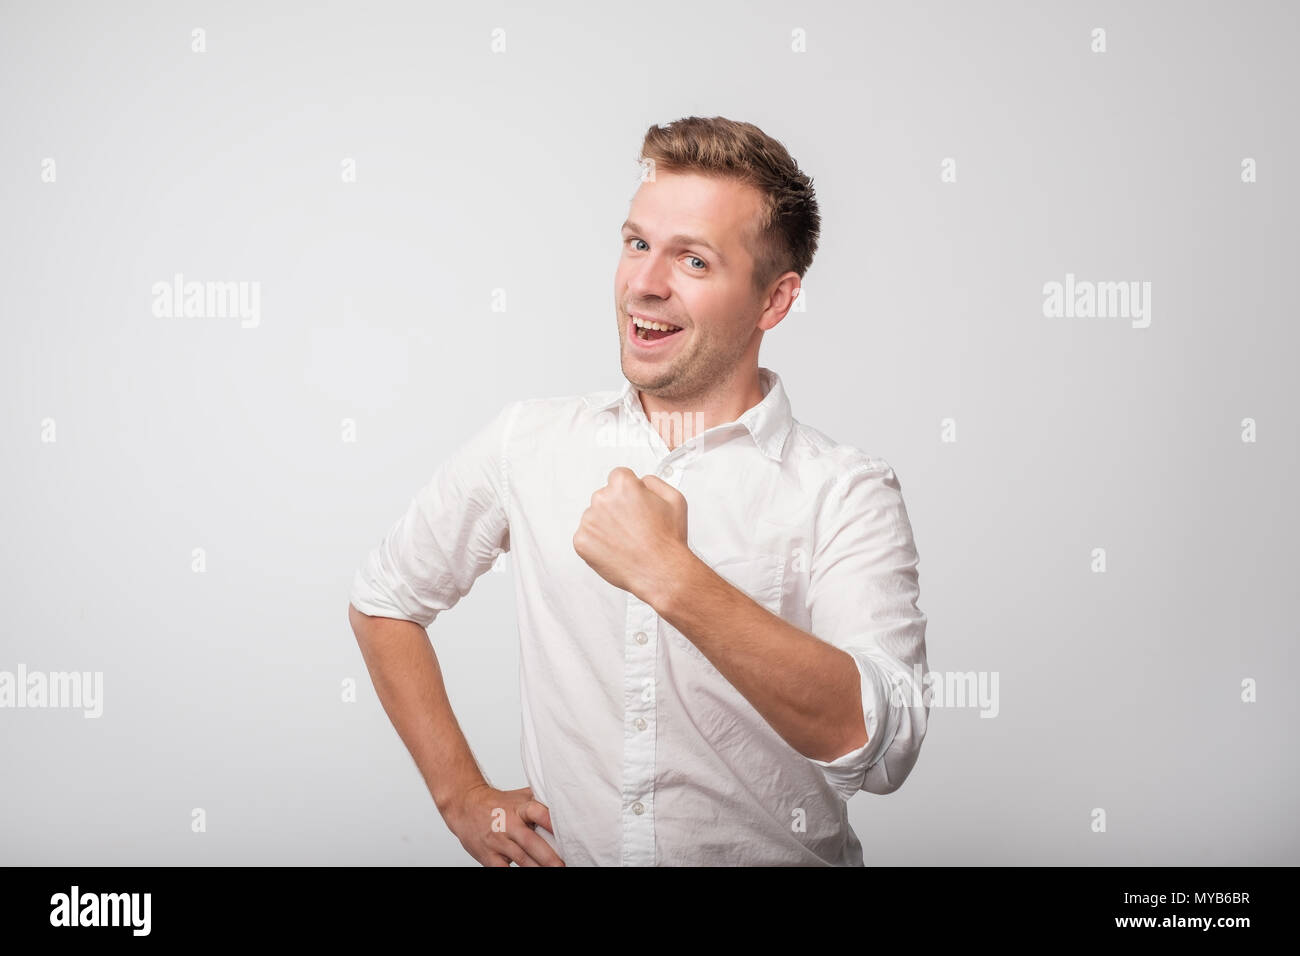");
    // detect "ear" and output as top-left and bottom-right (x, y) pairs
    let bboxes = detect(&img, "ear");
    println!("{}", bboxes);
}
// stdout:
(757, 272), (802, 331)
